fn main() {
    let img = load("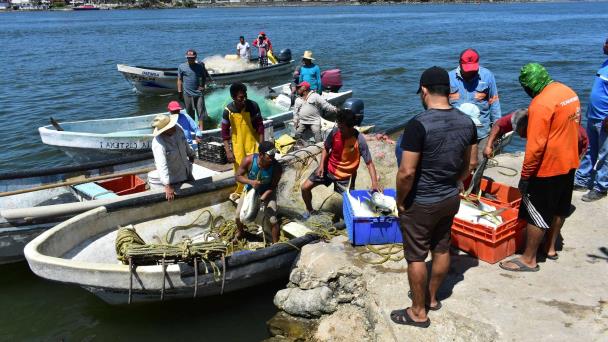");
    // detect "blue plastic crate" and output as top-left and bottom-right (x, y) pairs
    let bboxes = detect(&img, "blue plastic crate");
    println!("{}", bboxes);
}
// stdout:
(343, 189), (403, 246)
